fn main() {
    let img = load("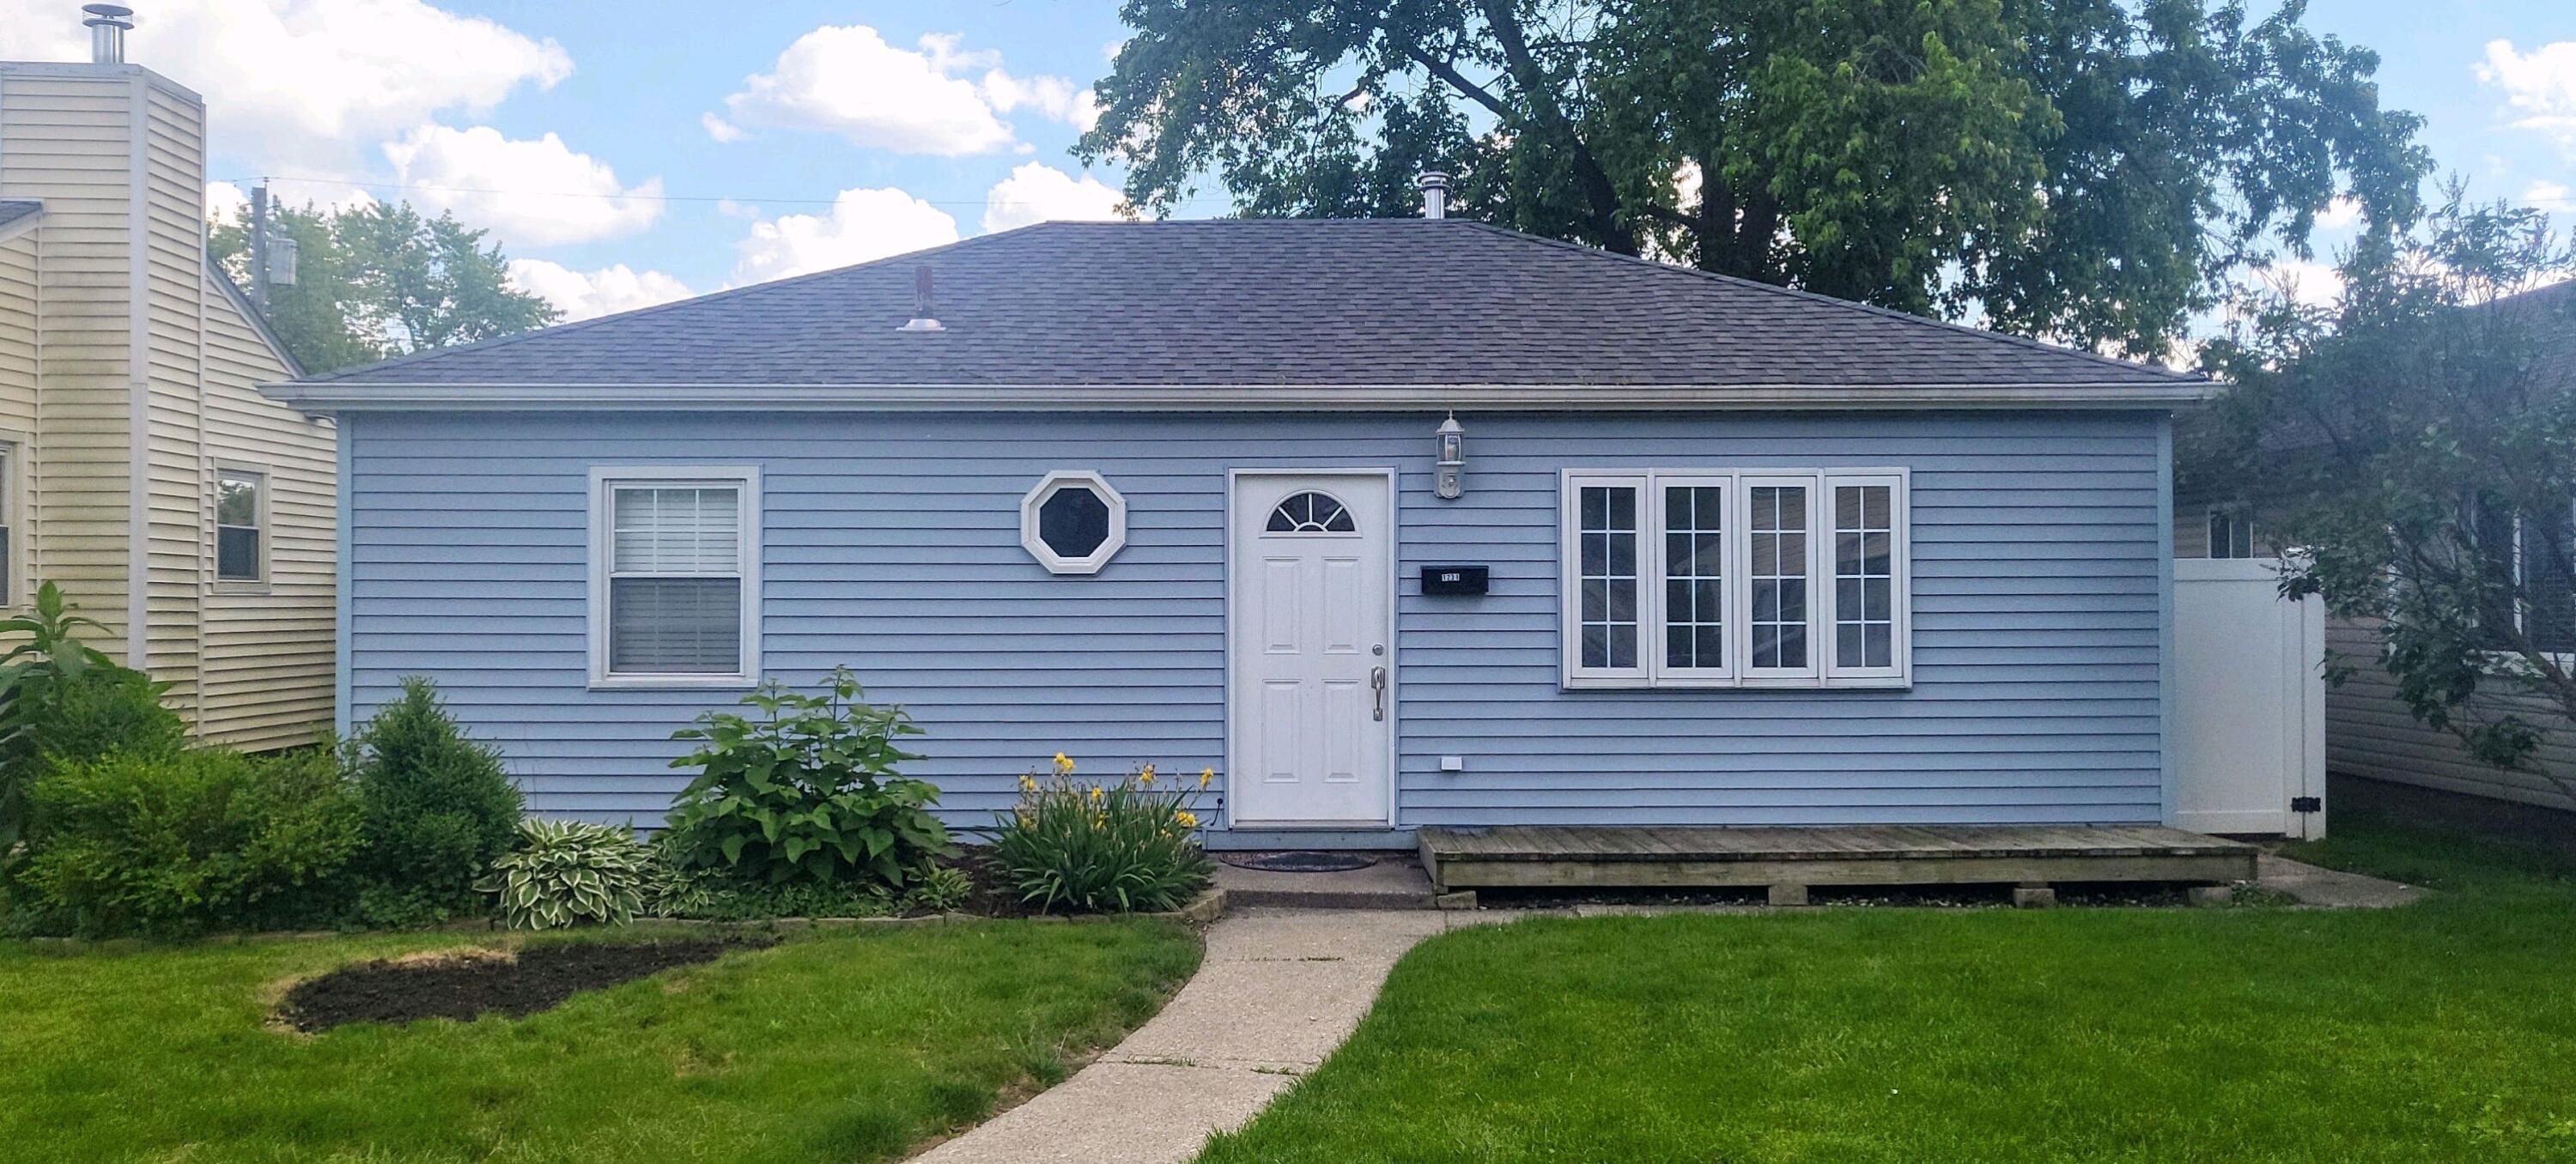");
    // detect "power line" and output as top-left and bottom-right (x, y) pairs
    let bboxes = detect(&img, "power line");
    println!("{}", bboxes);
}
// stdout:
(219, 173), (1236, 210)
